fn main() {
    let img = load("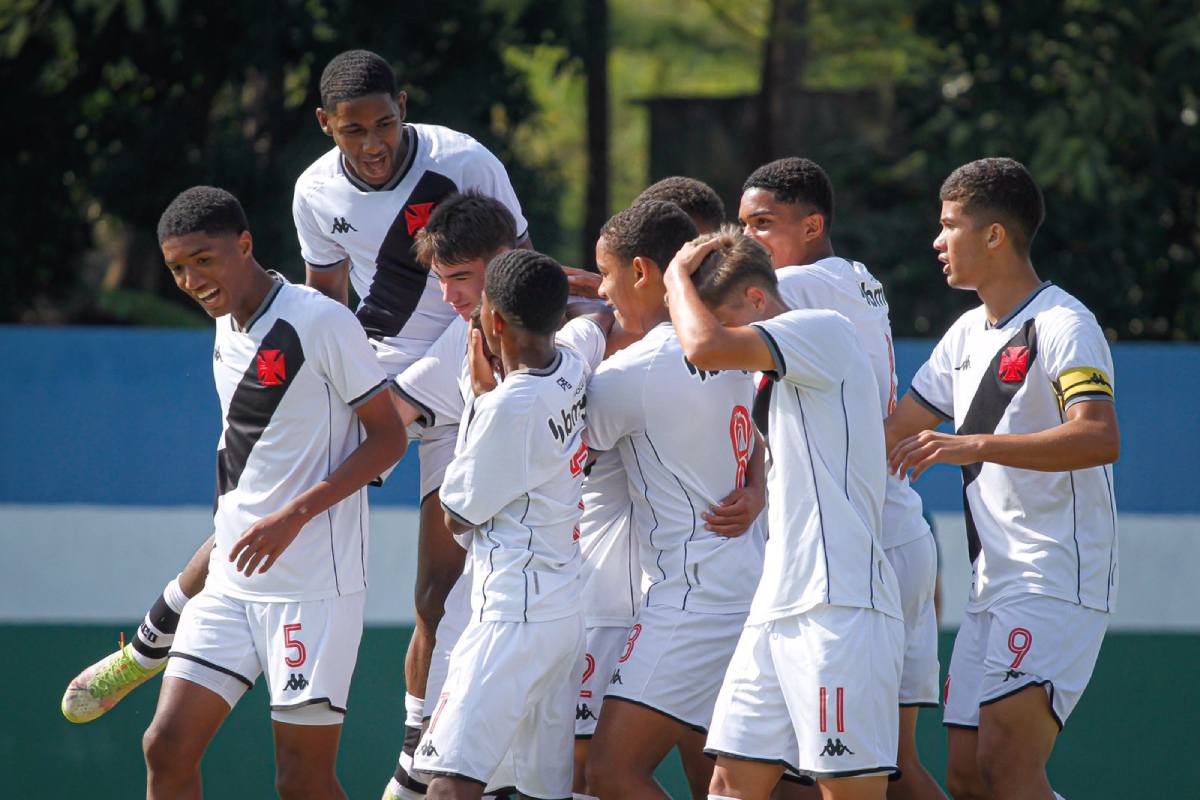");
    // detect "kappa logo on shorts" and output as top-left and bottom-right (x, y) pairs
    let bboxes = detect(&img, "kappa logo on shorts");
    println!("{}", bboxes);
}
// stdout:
(283, 673), (309, 691)
(330, 216), (357, 234)
(609, 669), (623, 685)
(1002, 669), (1027, 682)
(576, 703), (597, 721)
(416, 739), (439, 758)
(819, 738), (855, 757)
